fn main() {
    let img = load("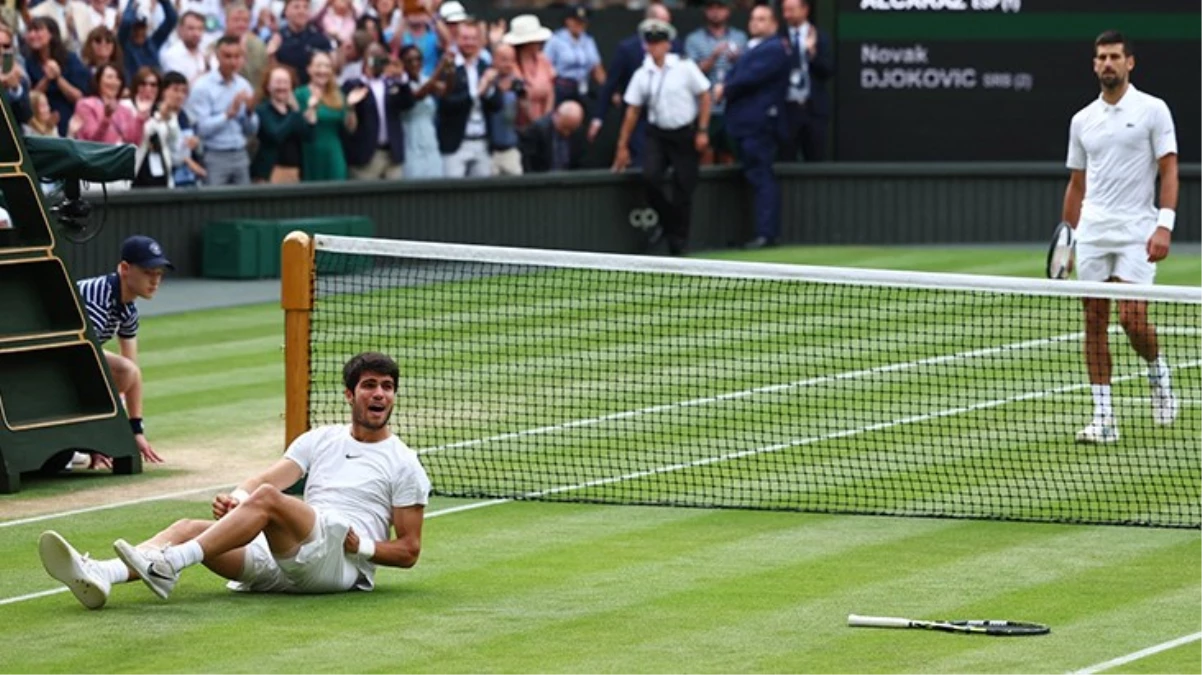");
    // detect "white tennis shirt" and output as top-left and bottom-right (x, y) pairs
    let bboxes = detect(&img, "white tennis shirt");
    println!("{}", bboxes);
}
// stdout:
(1066, 84), (1177, 247)
(285, 424), (431, 553)
(624, 53), (711, 130)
